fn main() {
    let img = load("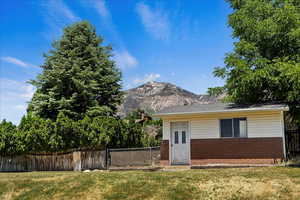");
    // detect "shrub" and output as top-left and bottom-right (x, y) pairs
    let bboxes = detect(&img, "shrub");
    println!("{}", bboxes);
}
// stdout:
(18, 114), (56, 153)
(0, 120), (19, 155)
(0, 110), (162, 155)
